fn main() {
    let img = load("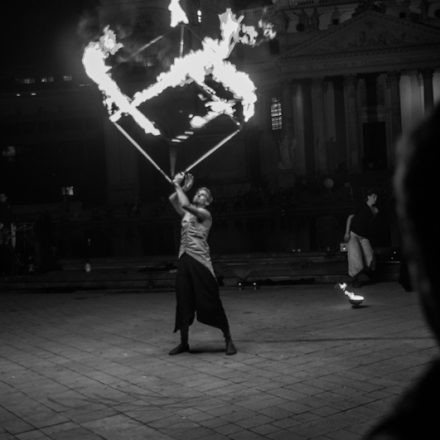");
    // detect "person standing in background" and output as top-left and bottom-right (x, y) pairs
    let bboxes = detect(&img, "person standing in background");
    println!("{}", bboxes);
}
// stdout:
(343, 188), (379, 287)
